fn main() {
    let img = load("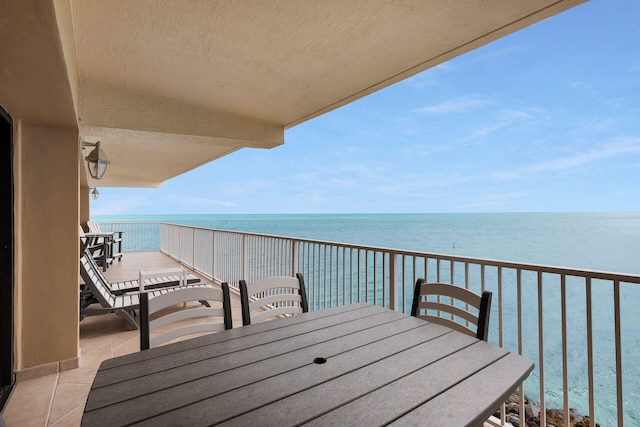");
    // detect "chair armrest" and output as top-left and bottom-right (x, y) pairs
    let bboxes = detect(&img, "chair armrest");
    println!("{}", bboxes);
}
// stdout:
(84, 232), (113, 237)
(139, 268), (186, 292)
